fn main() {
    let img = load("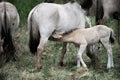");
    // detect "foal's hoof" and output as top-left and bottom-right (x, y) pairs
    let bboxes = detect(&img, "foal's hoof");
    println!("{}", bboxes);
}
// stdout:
(76, 67), (88, 74)
(35, 65), (42, 70)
